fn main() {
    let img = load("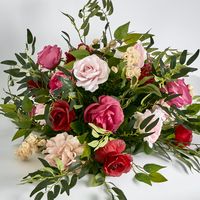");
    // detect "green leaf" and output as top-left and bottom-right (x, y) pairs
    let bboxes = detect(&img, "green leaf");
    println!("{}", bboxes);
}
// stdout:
(135, 173), (152, 186)
(34, 192), (44, 200)
(186, 49), (199, 65)
(81, 144), (91, 159)
(69, 174), (78, 188)
(30, 179), (51, 197)
(61, 179), (69, 195)
(53, 185), (60, 198)
(22, 96), (33, 112)
(15, 53), (26, 65)
(27, 29), (33, 44)
(140, 115), (155, 130)
(32, 36), (36, 55)
(124, 33), (142, 44)
(12, 129), (31, 141)
(187, 104), (200, 115)
(83, 23), (90, 36)
(1, 60), (17, 65)
(92, 129), (100, 138)
(149, 172), (167, 183)
(144, 164), (166, 173)
(144, 142), (153, 154)
(90, 173), (105, 187)
(4, 68), (26, 77)
(114, 22), (130, 40)
(145, 118), (159, 132)
(89, 123), (108, 134)
(70, 49), (90, 59)
(88, 140), (99, 148)
(47, 191), (54, 200)
(180, 50), (187, 64)
(170, 56), (176, 69)
(54, 158), (64, 172)
(112, 187), (127, 200)
(70, 120), (85, 134)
